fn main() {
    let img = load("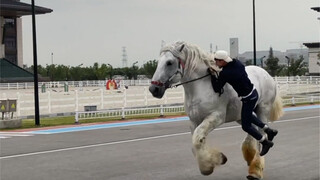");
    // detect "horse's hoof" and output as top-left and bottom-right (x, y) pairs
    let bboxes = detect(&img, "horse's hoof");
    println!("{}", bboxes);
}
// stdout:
(247, 175), (261, 180)
(200, 168), (213, 176)
(199, 165), (214, 176)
